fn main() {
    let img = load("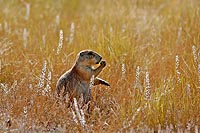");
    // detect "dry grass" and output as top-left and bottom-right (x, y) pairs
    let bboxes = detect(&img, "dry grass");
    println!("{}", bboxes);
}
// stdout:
(0, 0), (200, 132)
